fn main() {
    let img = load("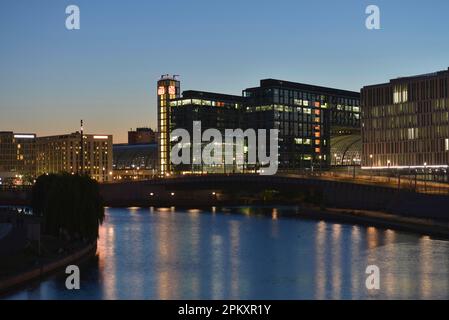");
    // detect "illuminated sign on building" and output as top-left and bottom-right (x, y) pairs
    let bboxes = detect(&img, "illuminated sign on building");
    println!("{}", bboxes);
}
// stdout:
(168, 86), (176, 95)
(158, 86), (166, 95)
(14, 134), (35, 139)
(93, 136), (109, 140)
